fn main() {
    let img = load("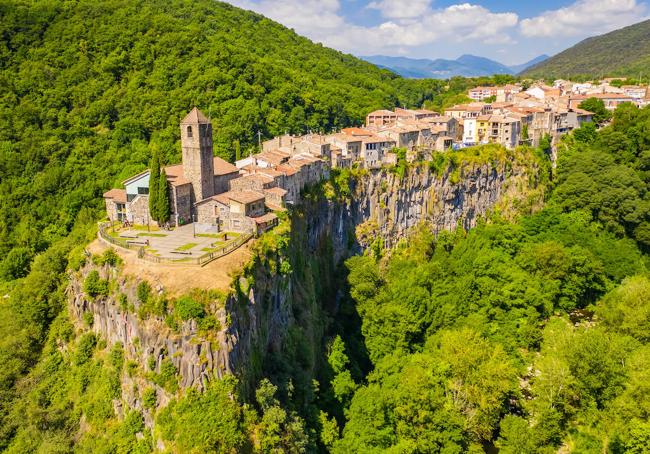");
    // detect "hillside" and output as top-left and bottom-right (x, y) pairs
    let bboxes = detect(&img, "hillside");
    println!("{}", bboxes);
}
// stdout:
(362, 54), (548, 79)
(523, 19), (650, 78)
(0, 0), (438, 281)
